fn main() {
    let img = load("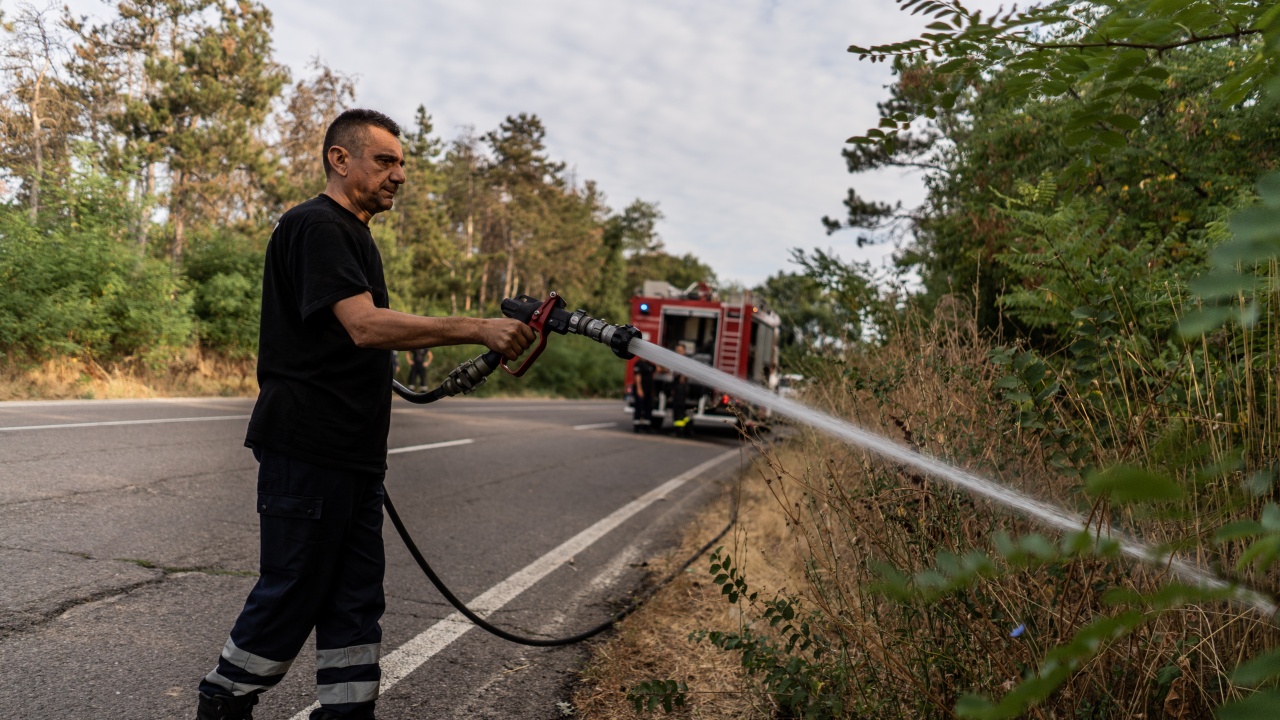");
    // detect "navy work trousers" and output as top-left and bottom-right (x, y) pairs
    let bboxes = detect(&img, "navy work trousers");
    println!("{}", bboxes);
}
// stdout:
(200, 447), (386, 718)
